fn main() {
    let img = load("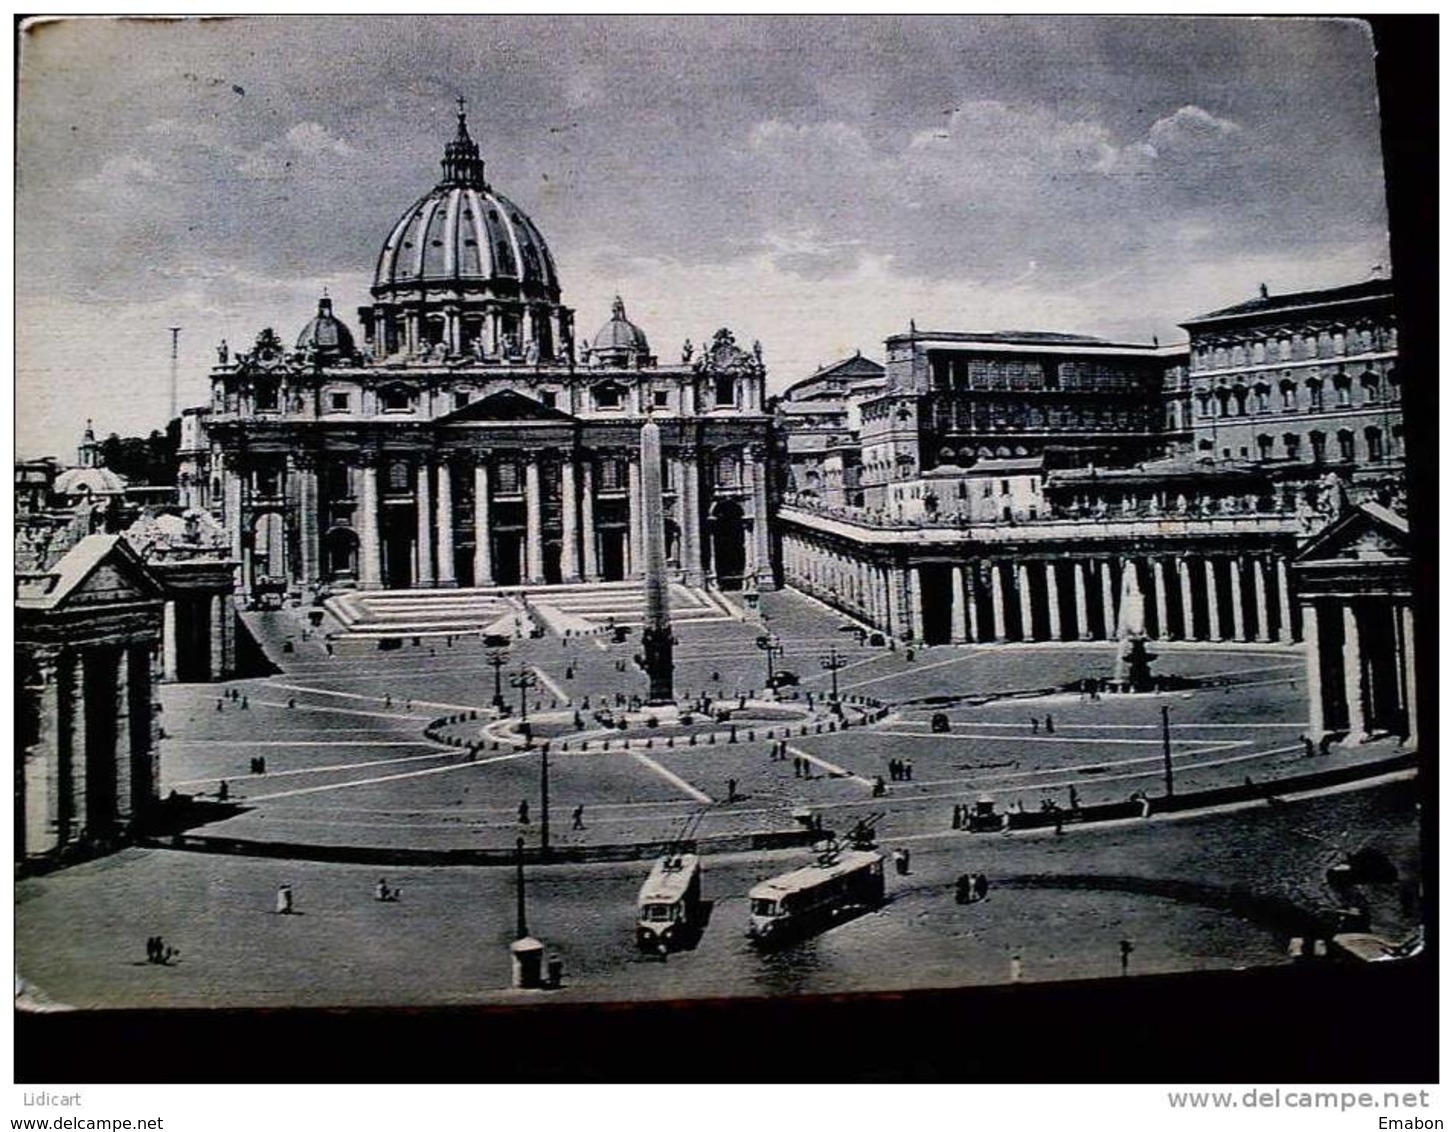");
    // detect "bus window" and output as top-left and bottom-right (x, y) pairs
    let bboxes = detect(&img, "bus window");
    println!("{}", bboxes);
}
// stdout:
(643, 904), (673, 922)
(750, 899), (778, 917)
